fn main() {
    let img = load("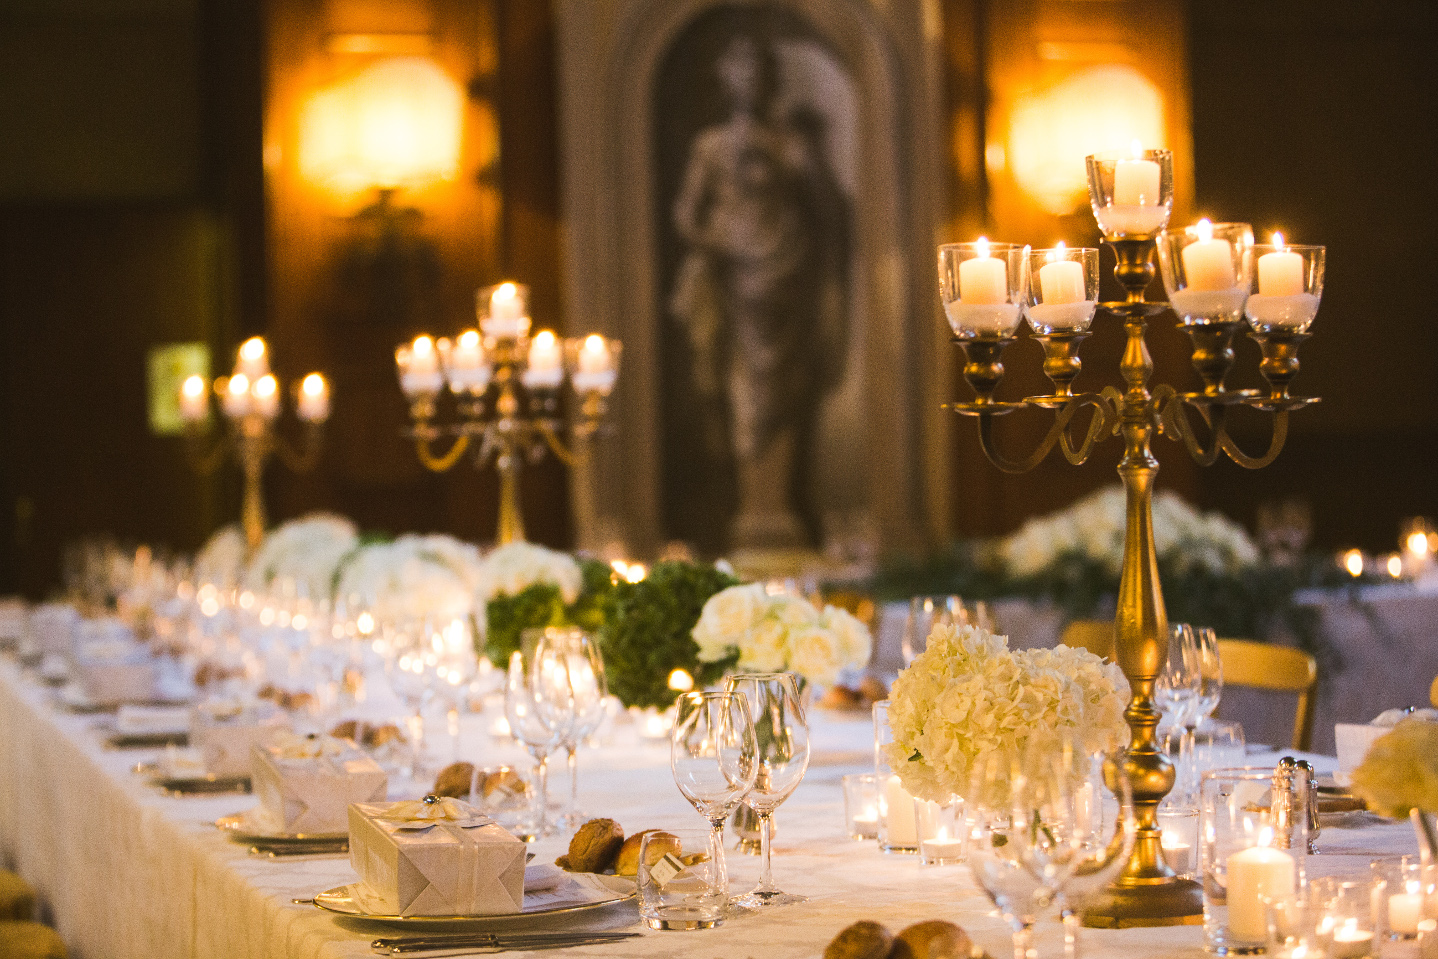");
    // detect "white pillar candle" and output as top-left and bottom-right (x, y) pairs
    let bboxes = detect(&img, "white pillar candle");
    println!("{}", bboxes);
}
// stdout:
(296, 373), (329, 423)
(222, 373), (252, 418)
(234, 337), (270, 381)
(399, 335), (443, 395)
(1258, 233), (1305, 297)
(485, 282), (528, 339)
(1039, 252), (1086, 304)
(523, 330), (564, 388)
(1114, 142), (1161, 206)
(1226, 843), (1295, 942)
(251, 374), (280, 419)
(1181, 219), (1237, 291)
(178, 375), (208, 423)
(1390, 892), (1425, 935)
(577, 334), (611, 374)
(882, 774), (918, 846)
(446, 330), (491, 394)
(958, 238), (1008, 305)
